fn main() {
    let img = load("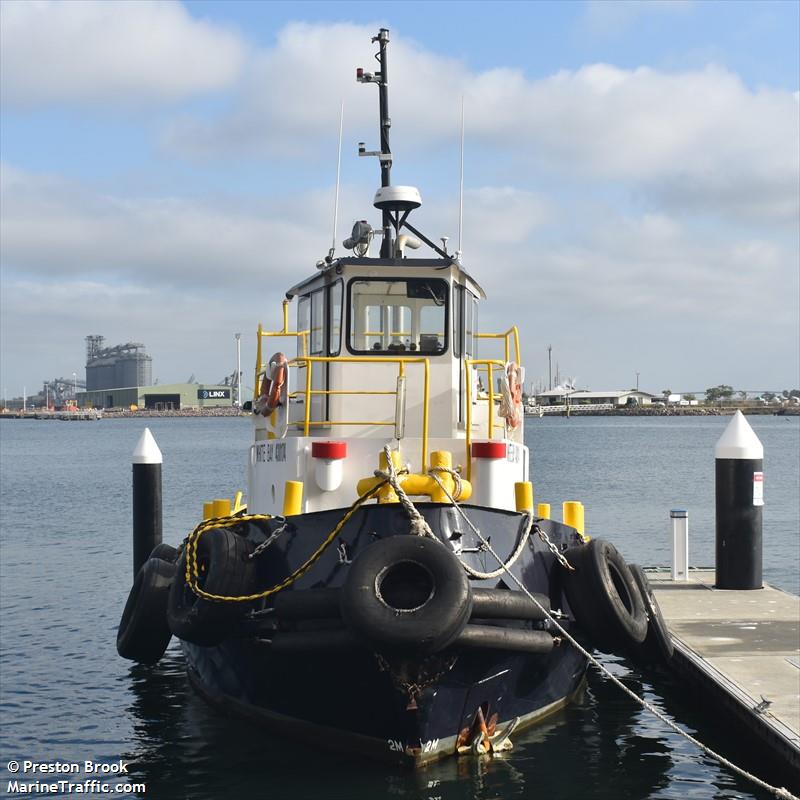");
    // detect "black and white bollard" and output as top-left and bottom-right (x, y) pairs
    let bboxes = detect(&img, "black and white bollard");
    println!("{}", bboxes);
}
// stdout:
(132, 427), (163, 579)
(715, 411), (763, 590)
